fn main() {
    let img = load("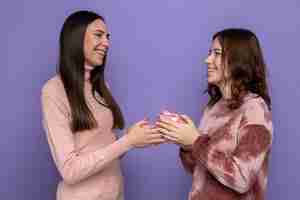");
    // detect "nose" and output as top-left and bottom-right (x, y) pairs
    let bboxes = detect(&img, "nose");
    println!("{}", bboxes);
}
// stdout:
(205, 54), (212, 64)
(101, 36), (110, 48)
